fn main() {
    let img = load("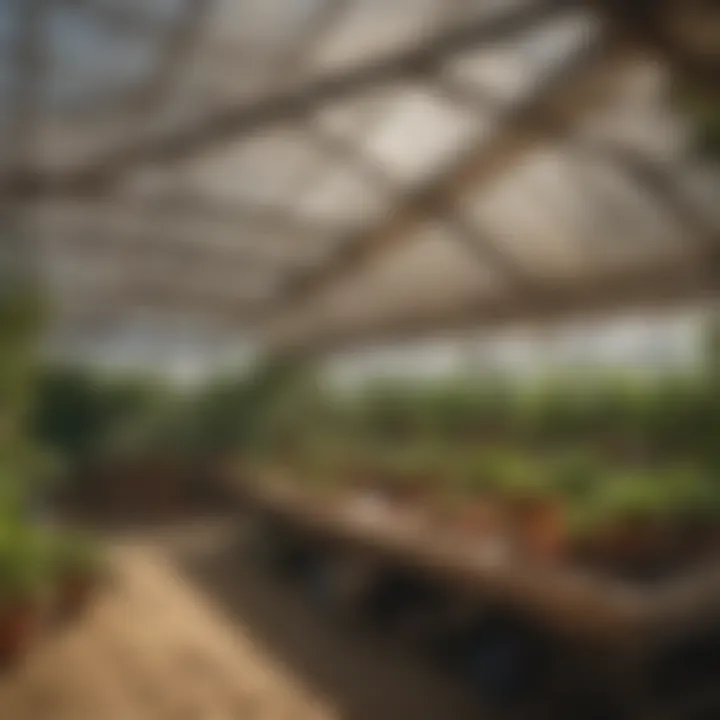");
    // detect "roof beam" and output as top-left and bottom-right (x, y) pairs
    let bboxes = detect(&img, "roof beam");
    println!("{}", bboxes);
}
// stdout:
(43, 224), (312, 274)
(1, 0), (48, 286)
(434, 72), (720, 277)
(260, 37), (624, 325)
(585, 0), (719, 91)
(6, 0), (48, 170)
(306, 123), (536, 286)
(40, 191), (333, 240)
(1, 0), (575, 197)
(59, 1), (169, 35)
(288, 251), (720, 353)
(50, 282), (272, 321)
(126, 0), (213, 117)
(580, 143), (720, 252)
(265, 0), (355, 82)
